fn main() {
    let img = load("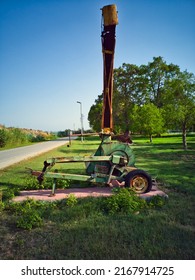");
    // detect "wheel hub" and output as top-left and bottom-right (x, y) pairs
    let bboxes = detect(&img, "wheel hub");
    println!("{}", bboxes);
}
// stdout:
(131, 176), (148, 193)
